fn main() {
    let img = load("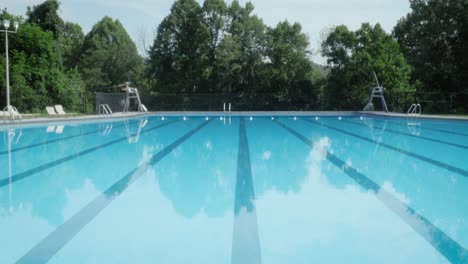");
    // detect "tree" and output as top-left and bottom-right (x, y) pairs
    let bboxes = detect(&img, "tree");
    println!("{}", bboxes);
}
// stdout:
(265, 21), (319, 109)
(78, 16), (144, 90)
(148, 0), (210, 94)
(1, 7), (87, 112)
(57, 22), (84, 69)
(214, 1), (267, 99)
(394, 0), (468, 112)
(147, 0), (325, 110)
(0, 22), (84, 111)
(26, 0), (64, 37)
(27, 1), (84, 71)
(26, 1), (88, 111)
(322, 23), (412, 111)
(201, 0), (228, 90)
